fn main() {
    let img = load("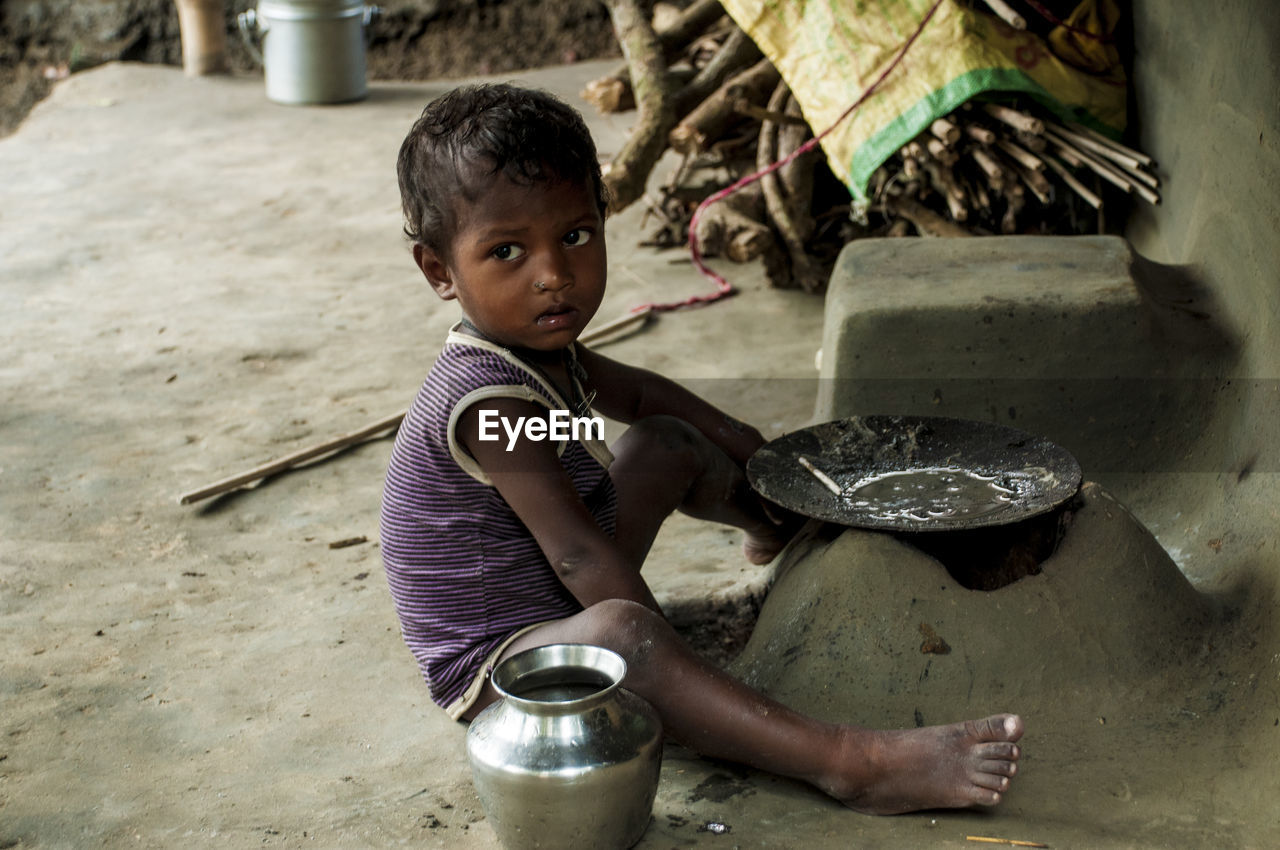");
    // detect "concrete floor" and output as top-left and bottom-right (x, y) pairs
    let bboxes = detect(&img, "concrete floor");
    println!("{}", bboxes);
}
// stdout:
(0, 60), (829, 848)
(4, 59), (1278, 849)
